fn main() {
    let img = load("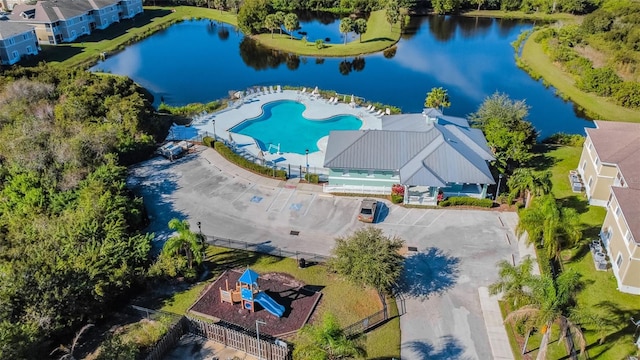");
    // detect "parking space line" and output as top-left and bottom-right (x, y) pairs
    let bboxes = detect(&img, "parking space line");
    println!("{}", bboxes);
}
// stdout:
(423, 209), (446, 227)
(412, 210), (429, 225)
(397, 209), (413, 224)
(302, 193), (317, 217)
(231, 182), (255, 203)
(266, 187), (284, 212)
